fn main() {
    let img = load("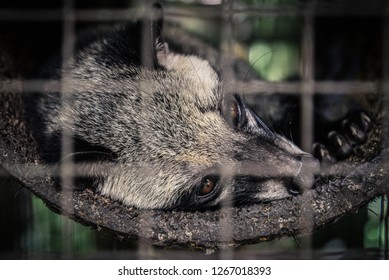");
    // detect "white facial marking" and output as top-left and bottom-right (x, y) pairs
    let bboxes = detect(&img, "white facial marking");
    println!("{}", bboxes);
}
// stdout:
(254, 180), (290, 201)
